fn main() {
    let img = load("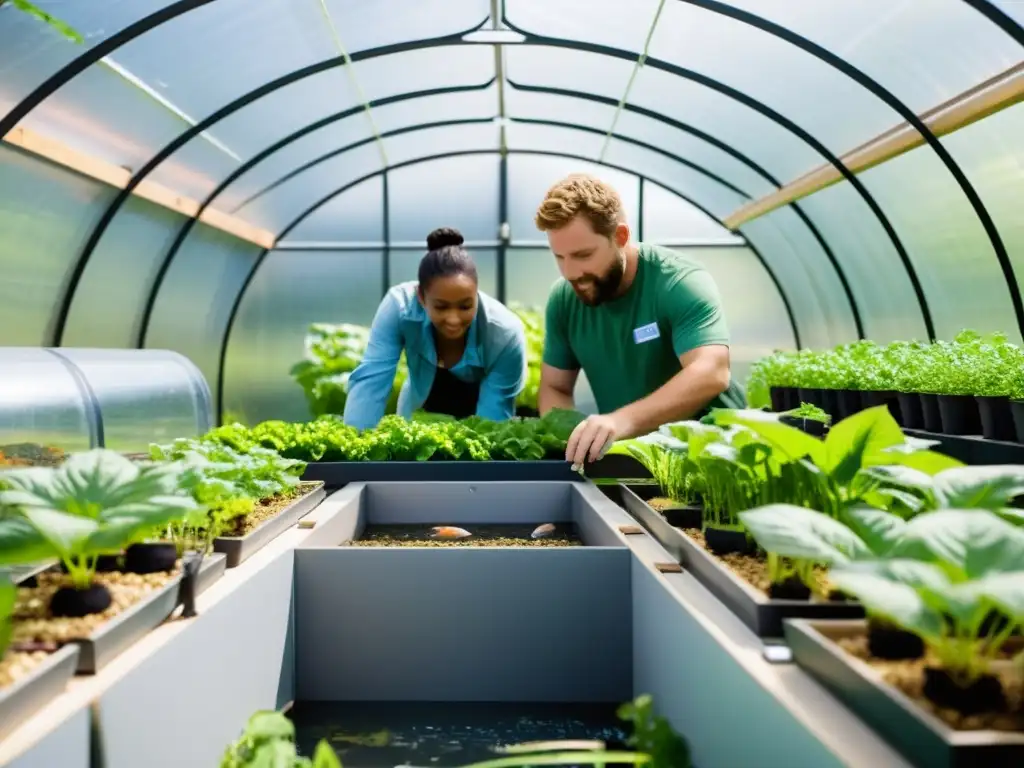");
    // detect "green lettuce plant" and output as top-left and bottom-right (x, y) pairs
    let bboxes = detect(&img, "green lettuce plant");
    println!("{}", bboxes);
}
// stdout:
(0, 451), (199, 601)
